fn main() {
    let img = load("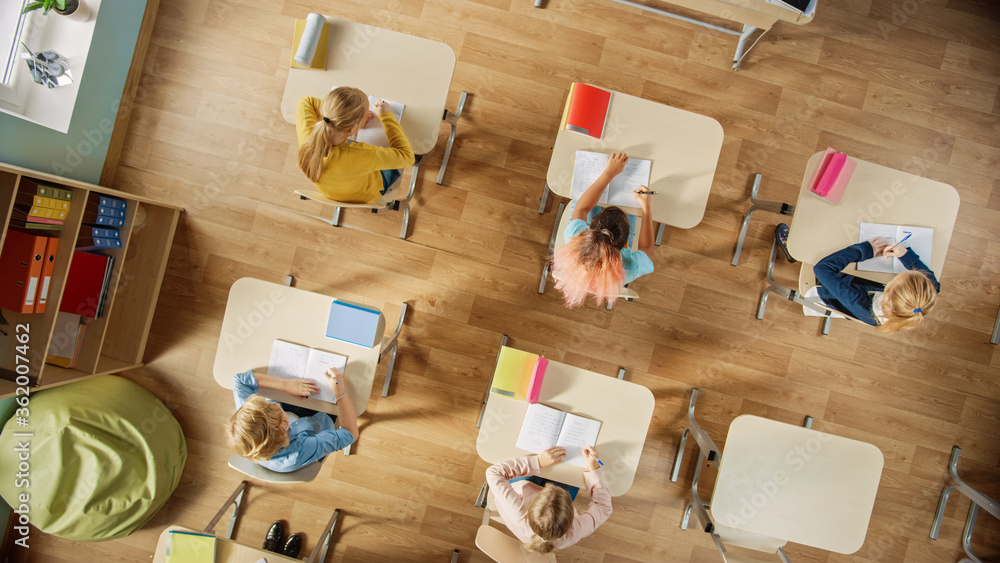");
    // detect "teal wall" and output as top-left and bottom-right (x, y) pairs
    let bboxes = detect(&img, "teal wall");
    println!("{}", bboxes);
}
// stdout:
(0, 0), (147, 184)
